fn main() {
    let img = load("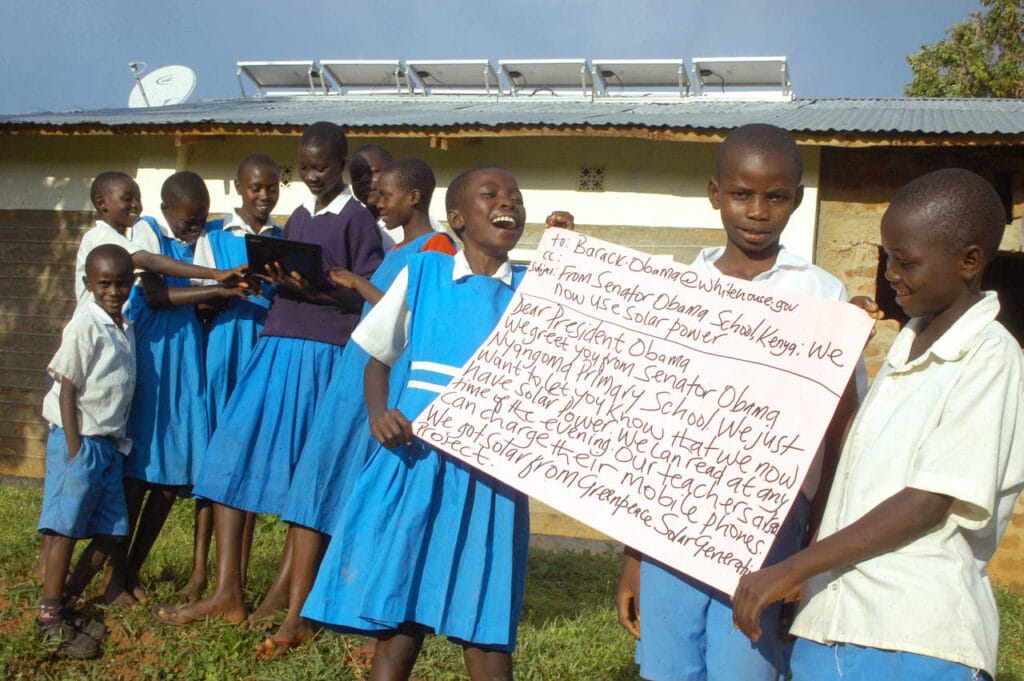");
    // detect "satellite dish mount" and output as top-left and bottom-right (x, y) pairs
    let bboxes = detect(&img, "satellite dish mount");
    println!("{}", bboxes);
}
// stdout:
(129, 62), (151, 107)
